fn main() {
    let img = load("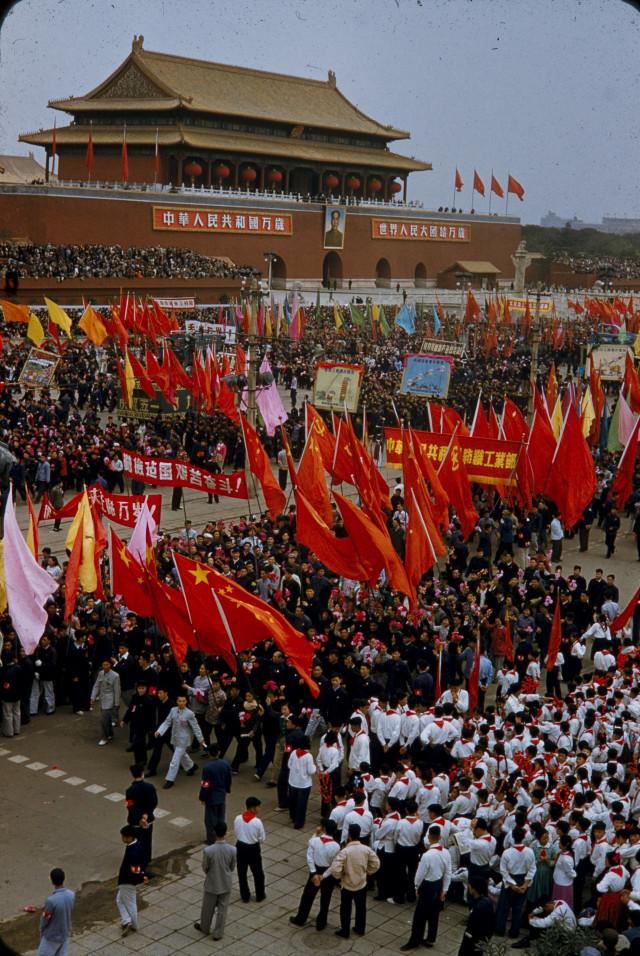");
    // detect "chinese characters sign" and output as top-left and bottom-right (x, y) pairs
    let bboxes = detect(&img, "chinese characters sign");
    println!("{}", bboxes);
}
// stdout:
(38, 484), (163, 529)
(506, 296), (553, 314)
(152, 206), (293, 235)
(371, 219), (470, 241)
(122, 449), (247, 499)
(384, 428), (522, 484)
